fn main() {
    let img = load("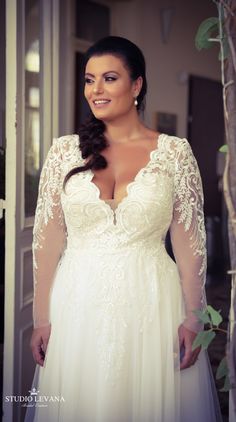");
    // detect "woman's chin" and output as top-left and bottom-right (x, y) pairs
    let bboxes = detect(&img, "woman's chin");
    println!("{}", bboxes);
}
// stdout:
(93, 111), (114, 122)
